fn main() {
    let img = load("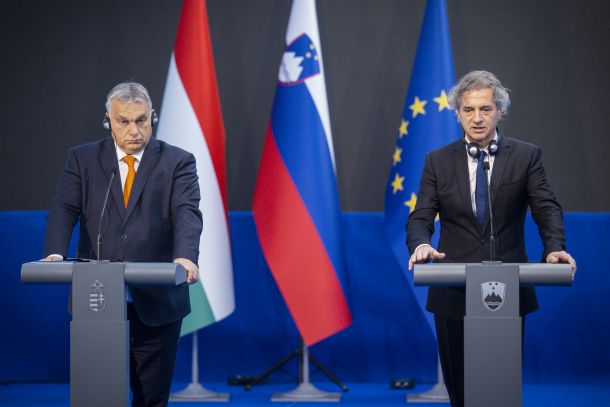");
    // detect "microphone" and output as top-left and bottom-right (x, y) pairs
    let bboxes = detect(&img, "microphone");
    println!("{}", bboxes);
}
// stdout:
(96, 170), (115, 261)
(483, 158), (497, 262)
